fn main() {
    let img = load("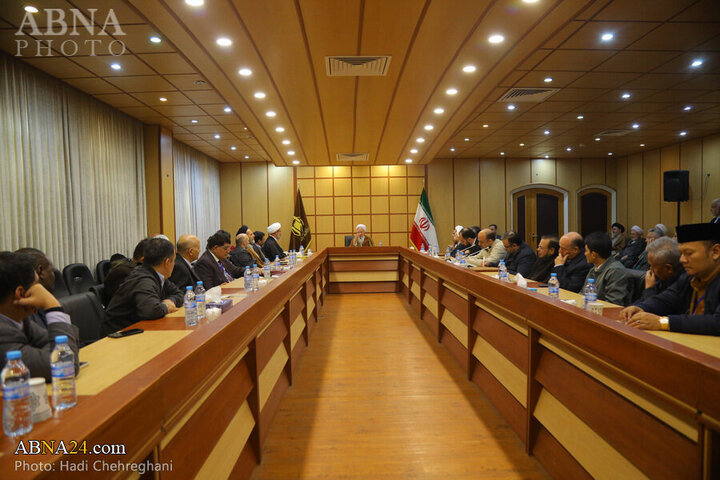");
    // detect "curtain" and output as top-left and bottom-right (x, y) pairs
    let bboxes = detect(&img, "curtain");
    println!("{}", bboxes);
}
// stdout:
(173, 139), (220, 245)
(0, 53), (146, 270)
